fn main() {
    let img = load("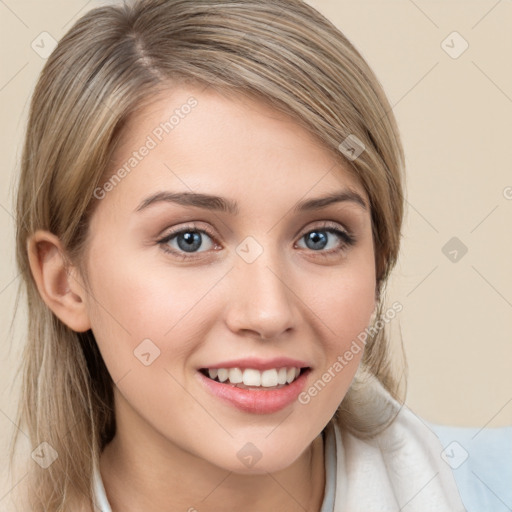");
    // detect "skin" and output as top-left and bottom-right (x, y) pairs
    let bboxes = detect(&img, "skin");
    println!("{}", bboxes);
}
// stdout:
(28, 85), (377, 512)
